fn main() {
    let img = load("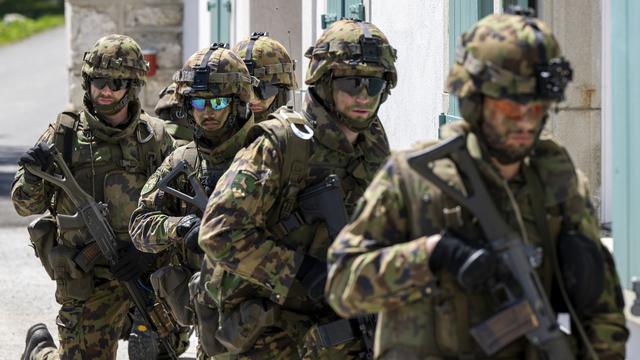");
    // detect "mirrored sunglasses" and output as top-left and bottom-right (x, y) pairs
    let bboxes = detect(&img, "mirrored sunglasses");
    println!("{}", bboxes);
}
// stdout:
(190, 97), (232, 111)
(90, 77), (130, 91)
(333, 76), (387, 97)
(486, 98), (549, 119)
(253, 82), (282, 100)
